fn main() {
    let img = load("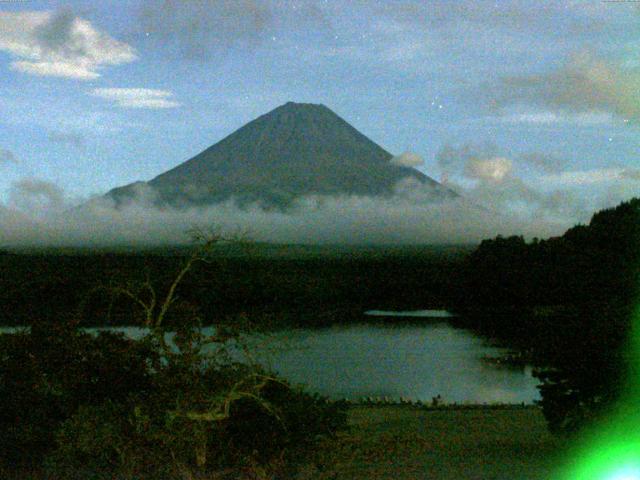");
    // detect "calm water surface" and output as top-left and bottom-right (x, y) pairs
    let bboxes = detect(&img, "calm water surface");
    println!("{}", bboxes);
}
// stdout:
(1, 318), (540, 404)
(241, 322), (540, 404)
